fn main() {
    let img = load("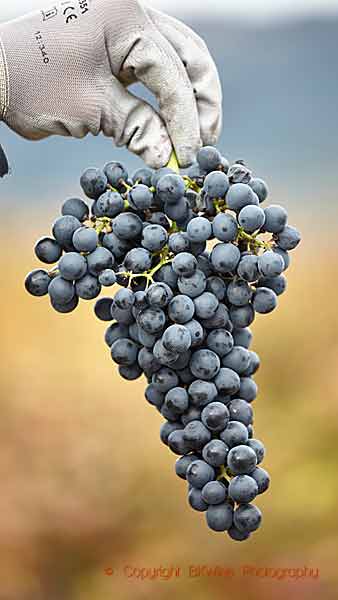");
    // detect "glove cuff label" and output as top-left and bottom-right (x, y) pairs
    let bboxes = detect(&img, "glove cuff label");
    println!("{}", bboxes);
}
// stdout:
(0, 36), (9, 120)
